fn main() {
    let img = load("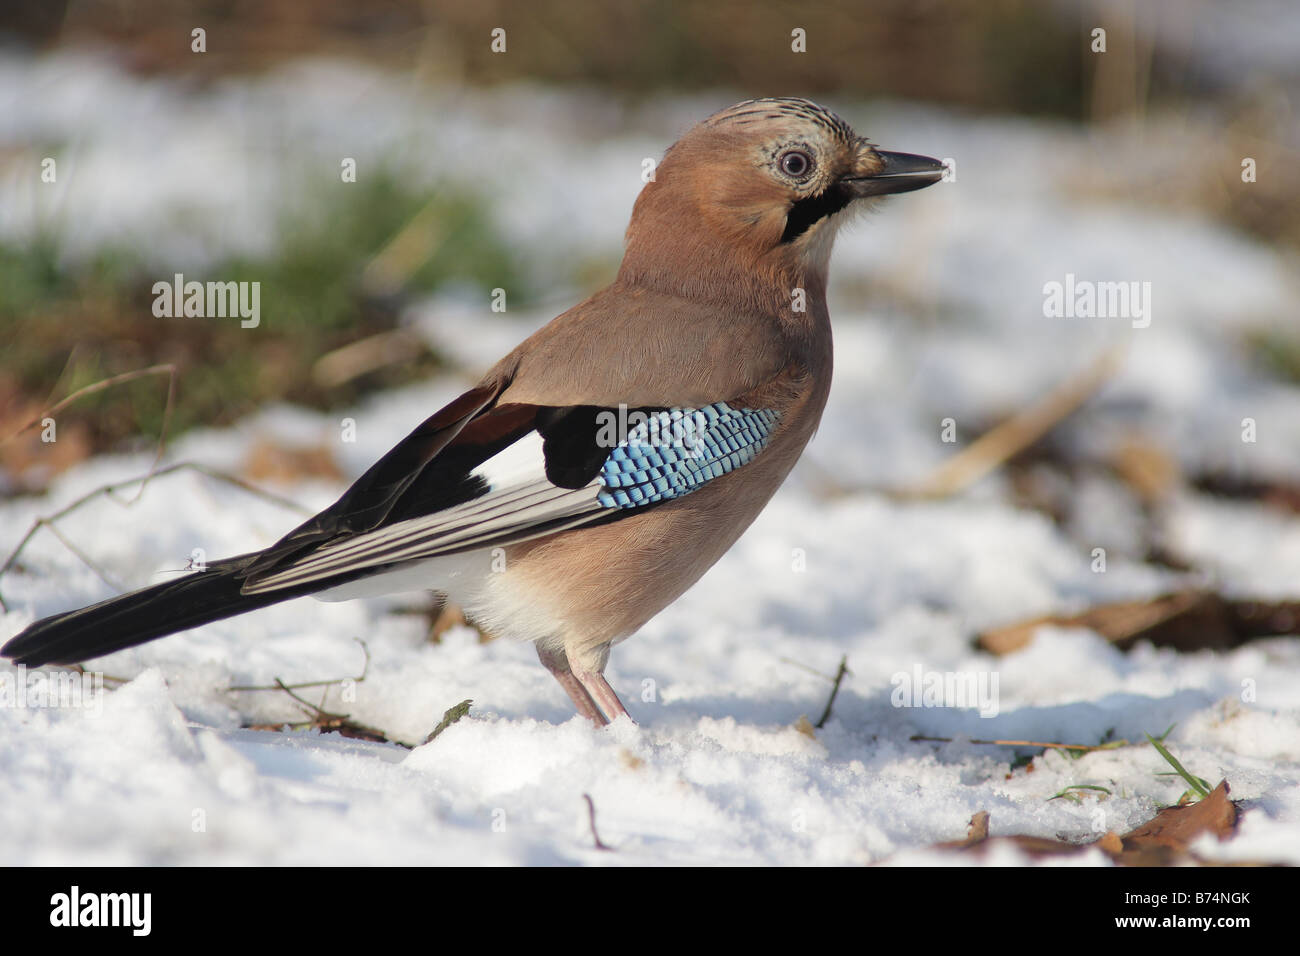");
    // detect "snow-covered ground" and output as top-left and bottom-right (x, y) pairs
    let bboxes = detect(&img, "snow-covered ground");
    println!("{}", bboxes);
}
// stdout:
(1, 54), (1298, 865)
